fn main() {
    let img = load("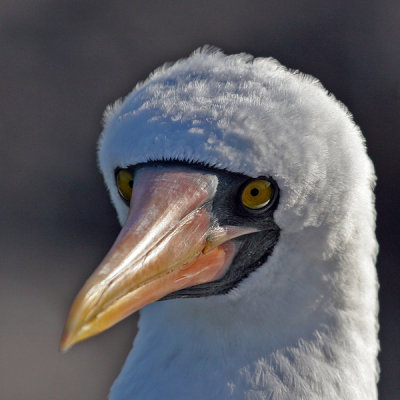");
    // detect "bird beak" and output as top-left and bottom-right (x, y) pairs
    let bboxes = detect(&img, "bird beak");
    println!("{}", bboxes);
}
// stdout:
(60, 167), (257, 351)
